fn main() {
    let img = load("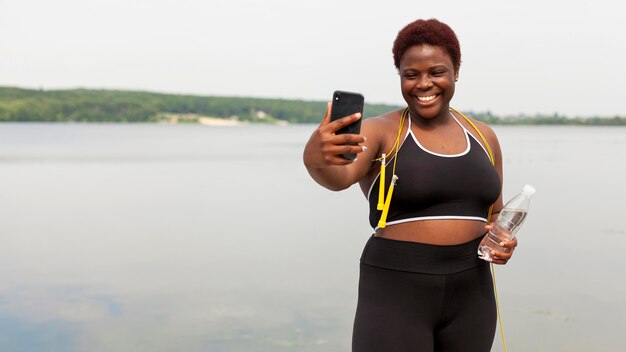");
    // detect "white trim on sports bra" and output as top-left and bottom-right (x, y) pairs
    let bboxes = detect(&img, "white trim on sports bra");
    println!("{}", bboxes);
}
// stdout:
(409, 112), (471, 157)
(373, 215), (489, 231)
